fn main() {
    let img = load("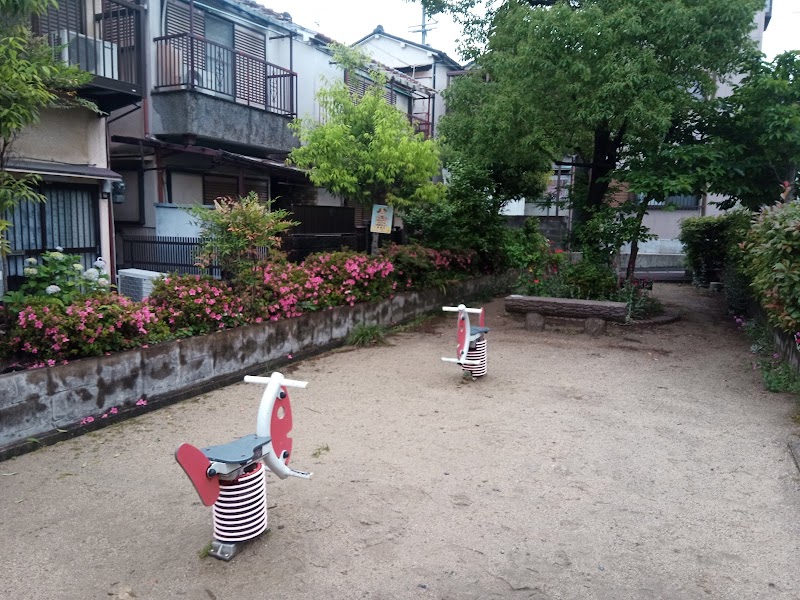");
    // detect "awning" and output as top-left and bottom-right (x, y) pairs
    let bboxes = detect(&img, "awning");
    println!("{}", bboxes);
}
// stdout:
(4, 159), (122, 181)
(111, 135), (308, 175)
